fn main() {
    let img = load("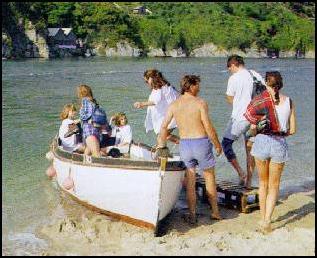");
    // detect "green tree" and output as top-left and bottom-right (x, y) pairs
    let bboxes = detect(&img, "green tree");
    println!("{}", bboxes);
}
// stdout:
(47, 2), (76, 27)
(139, 18), (170, 53)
